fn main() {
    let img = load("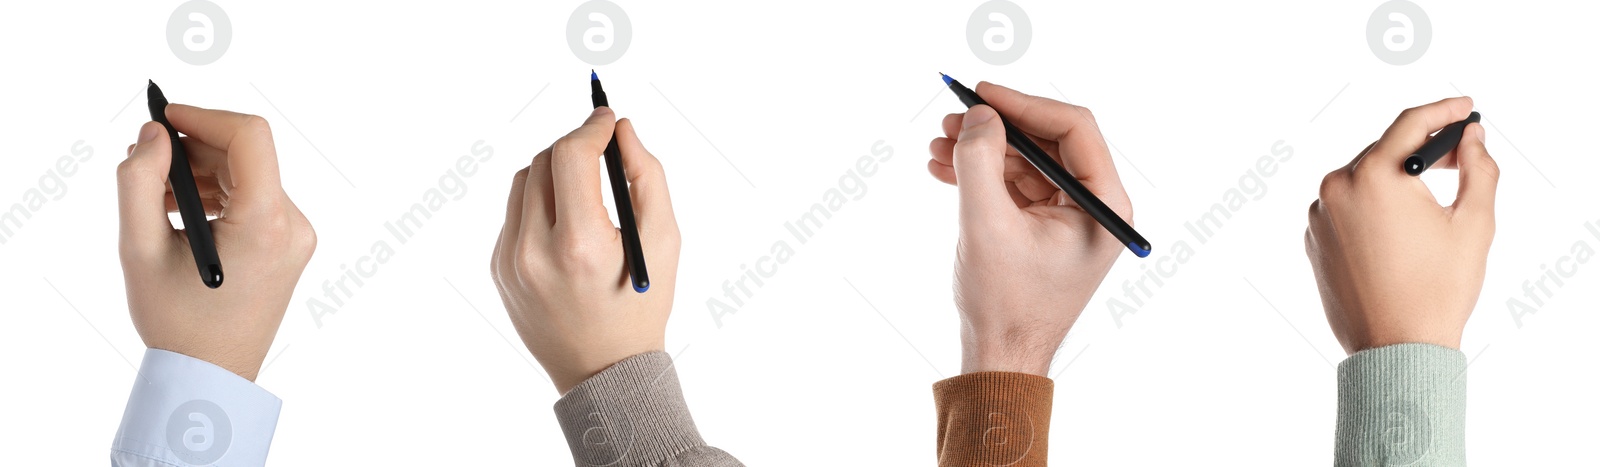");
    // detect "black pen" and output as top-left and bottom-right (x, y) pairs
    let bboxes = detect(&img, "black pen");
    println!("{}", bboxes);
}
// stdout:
(147, 80), (224, 288)
(940, 74), (1152, 258)
(591, 71), (650, 293)
(1404, 111), (1481, 176)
